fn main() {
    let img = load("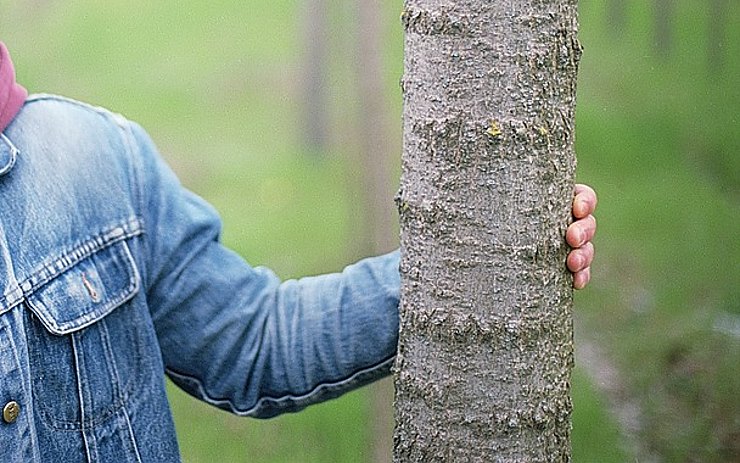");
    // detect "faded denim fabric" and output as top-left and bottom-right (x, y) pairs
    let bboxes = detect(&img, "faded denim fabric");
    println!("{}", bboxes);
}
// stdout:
(0, 95), (400, 462)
